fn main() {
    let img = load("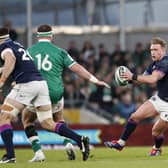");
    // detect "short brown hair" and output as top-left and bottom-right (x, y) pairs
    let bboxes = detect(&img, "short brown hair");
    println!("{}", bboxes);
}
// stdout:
(151, 37), (167, 49)
(37, 24), (52, 33)
(0, 27), (9, 37)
